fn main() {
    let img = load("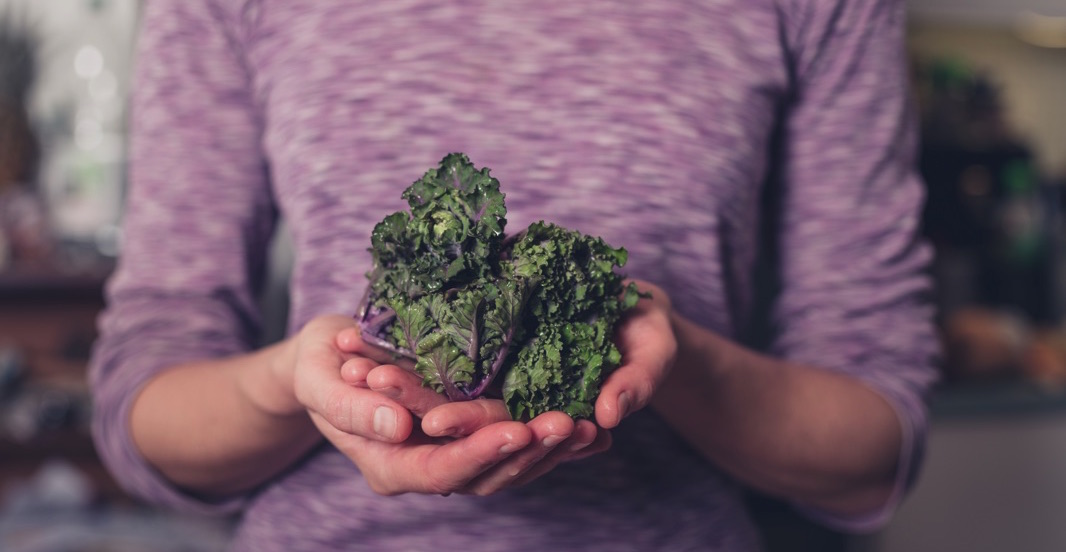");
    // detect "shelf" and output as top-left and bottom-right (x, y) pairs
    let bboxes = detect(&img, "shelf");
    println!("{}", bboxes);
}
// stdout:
(930, 380), (1066, 420)
(0, 265), (111, 303)
(908, 0), (1066, 25)
(0, 429), (97, 463)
